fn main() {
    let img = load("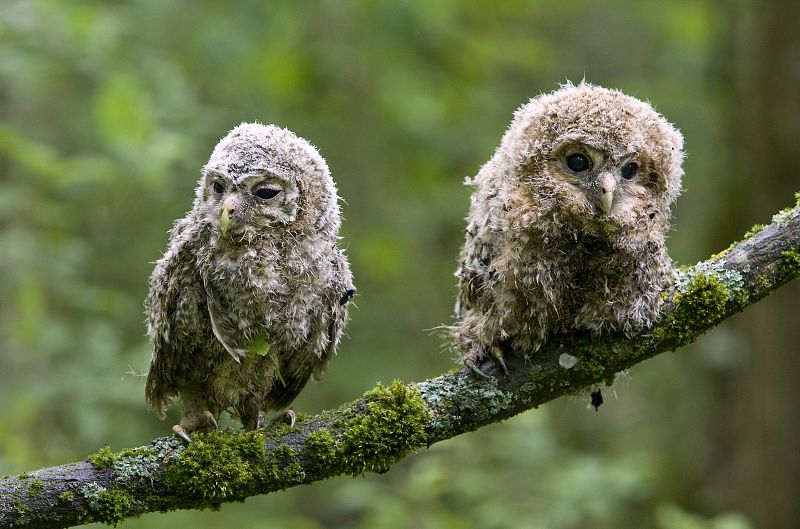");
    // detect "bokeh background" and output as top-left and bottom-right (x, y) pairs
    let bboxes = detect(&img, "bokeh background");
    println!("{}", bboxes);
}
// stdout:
(1, 1), (799, 528)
